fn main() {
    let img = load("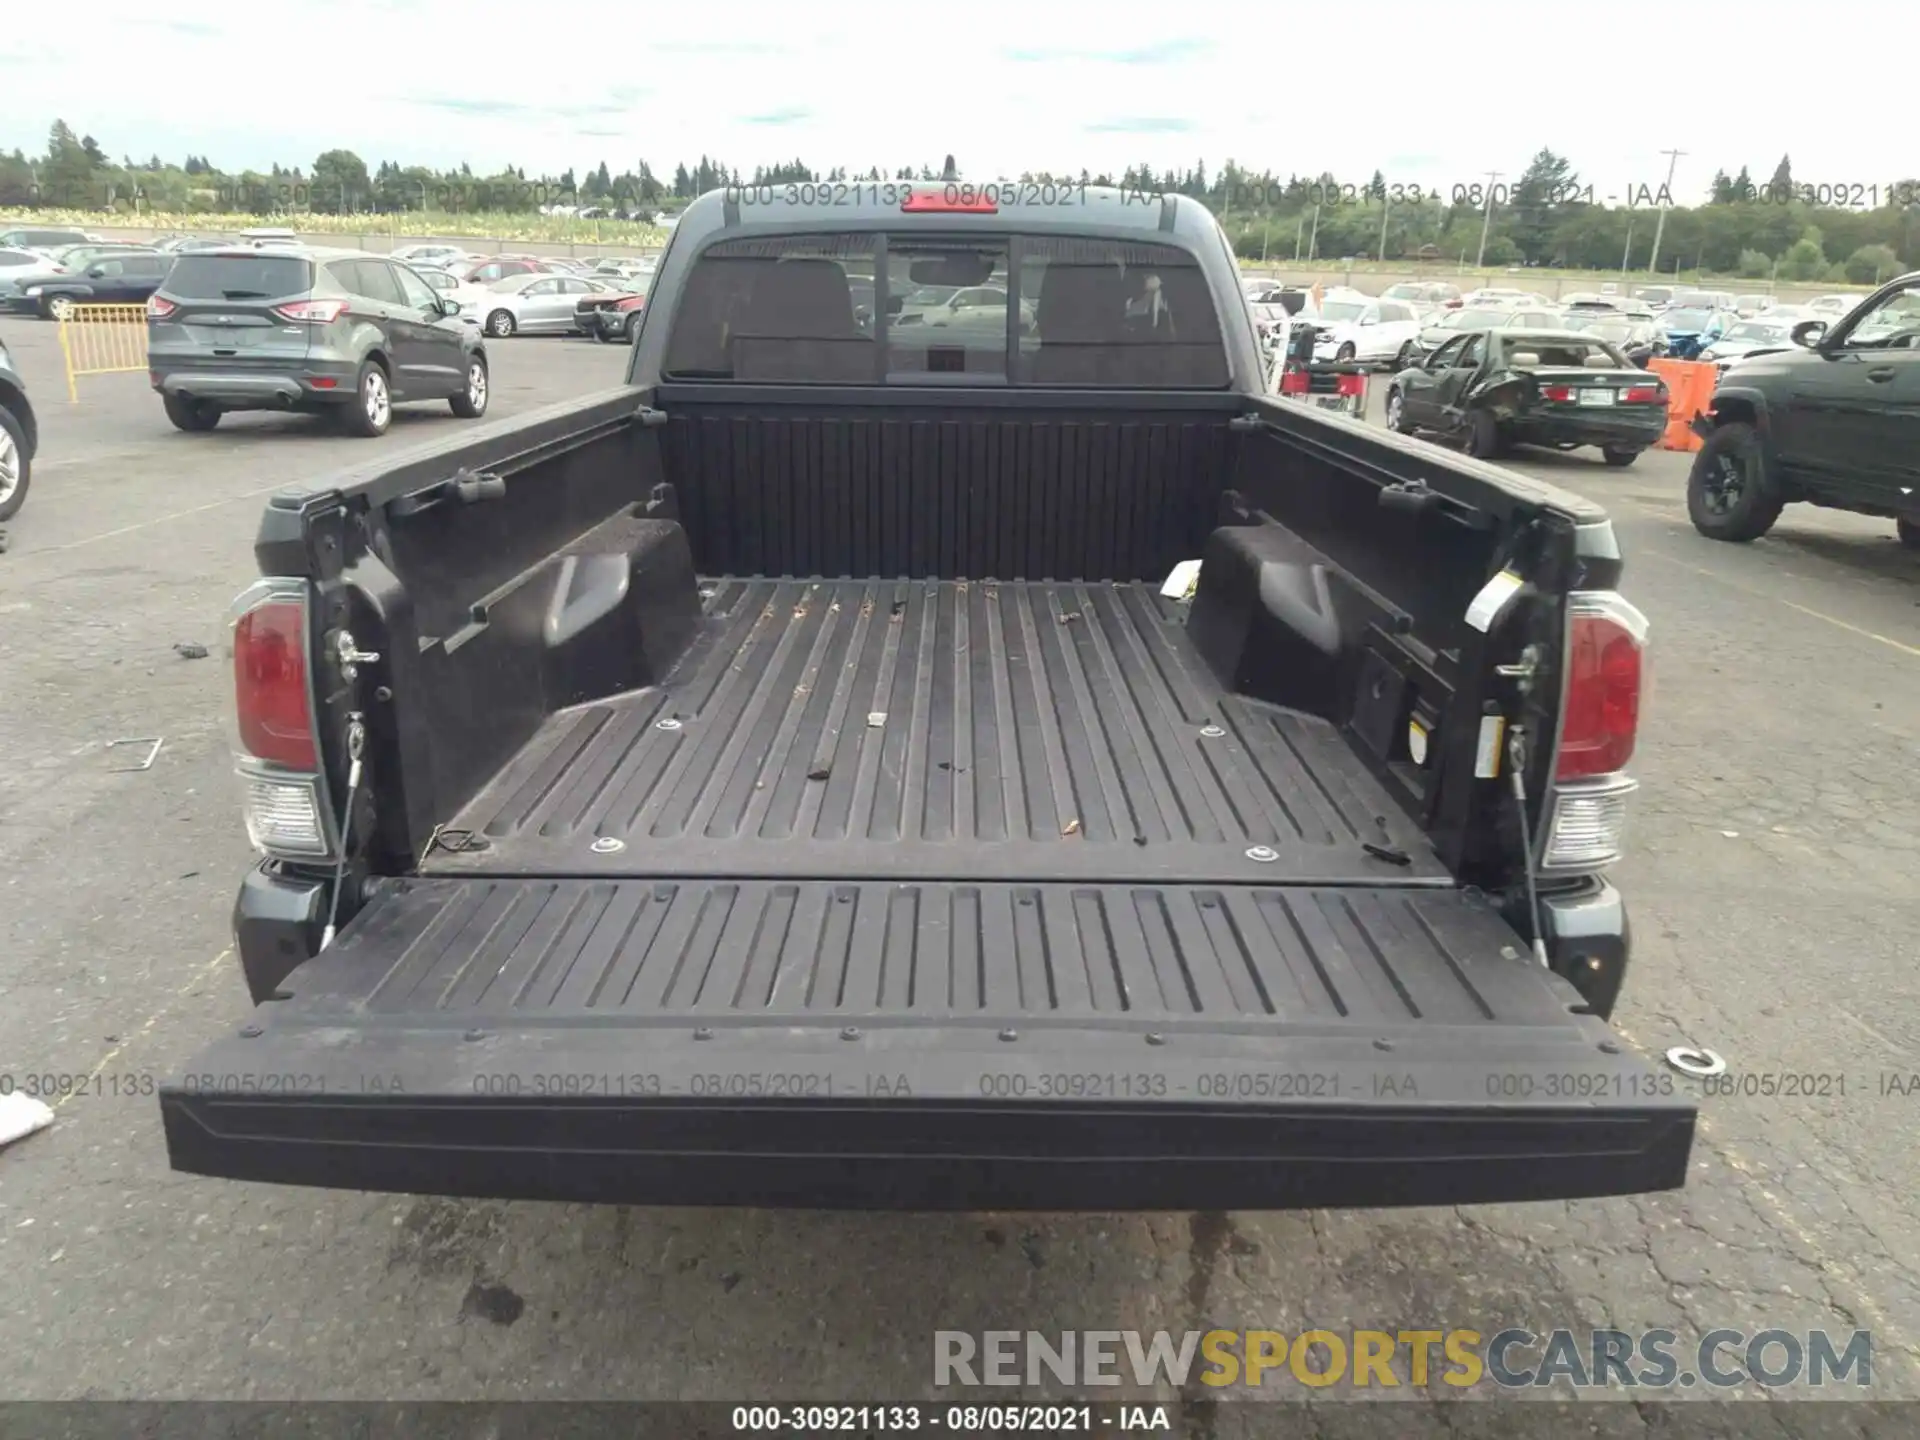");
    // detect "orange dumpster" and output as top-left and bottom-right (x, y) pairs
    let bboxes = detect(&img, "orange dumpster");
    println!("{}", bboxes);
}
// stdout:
(1647, 358), (1714, 452)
